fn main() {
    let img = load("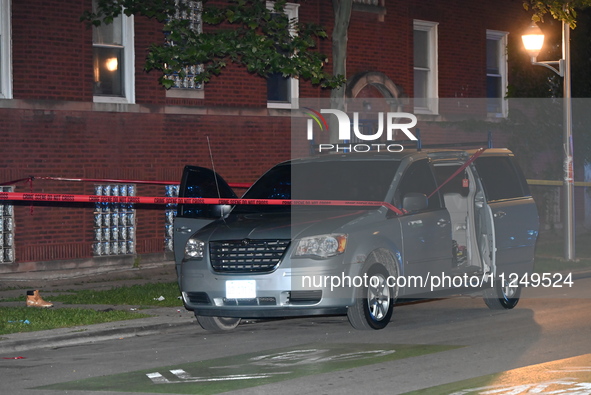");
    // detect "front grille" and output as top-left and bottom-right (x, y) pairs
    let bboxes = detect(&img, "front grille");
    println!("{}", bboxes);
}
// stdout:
(210, 239), (290, 273)
(223, 297), (277, 306)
